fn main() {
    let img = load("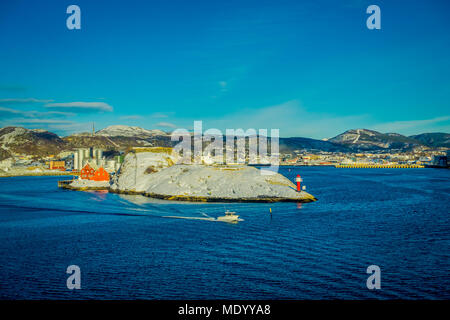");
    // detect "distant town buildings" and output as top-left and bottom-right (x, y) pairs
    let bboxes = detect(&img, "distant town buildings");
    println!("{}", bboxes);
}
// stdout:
(48, 160), (65, 171)
(277, 149), (449, 168)
(431, 155), (448, 168)
(0, 134), (448, 177)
